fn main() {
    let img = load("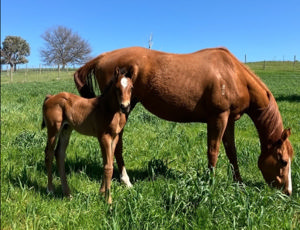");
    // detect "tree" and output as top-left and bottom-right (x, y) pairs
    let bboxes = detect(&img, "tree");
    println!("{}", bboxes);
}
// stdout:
(1, 36), (30, 71)
(40, 26), (92, 69)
